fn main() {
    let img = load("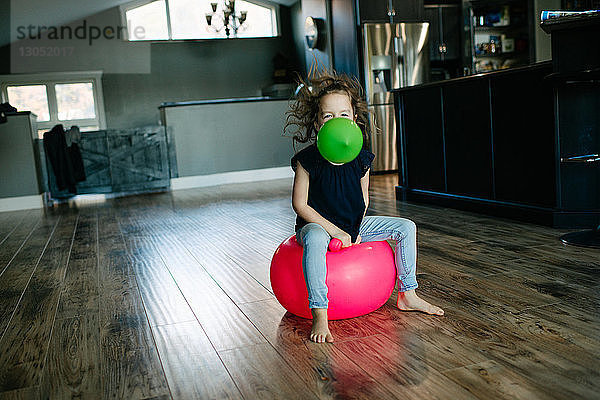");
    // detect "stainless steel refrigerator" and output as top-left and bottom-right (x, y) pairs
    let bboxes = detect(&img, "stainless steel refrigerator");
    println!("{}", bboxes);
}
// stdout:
(362, 22), (430, 172)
